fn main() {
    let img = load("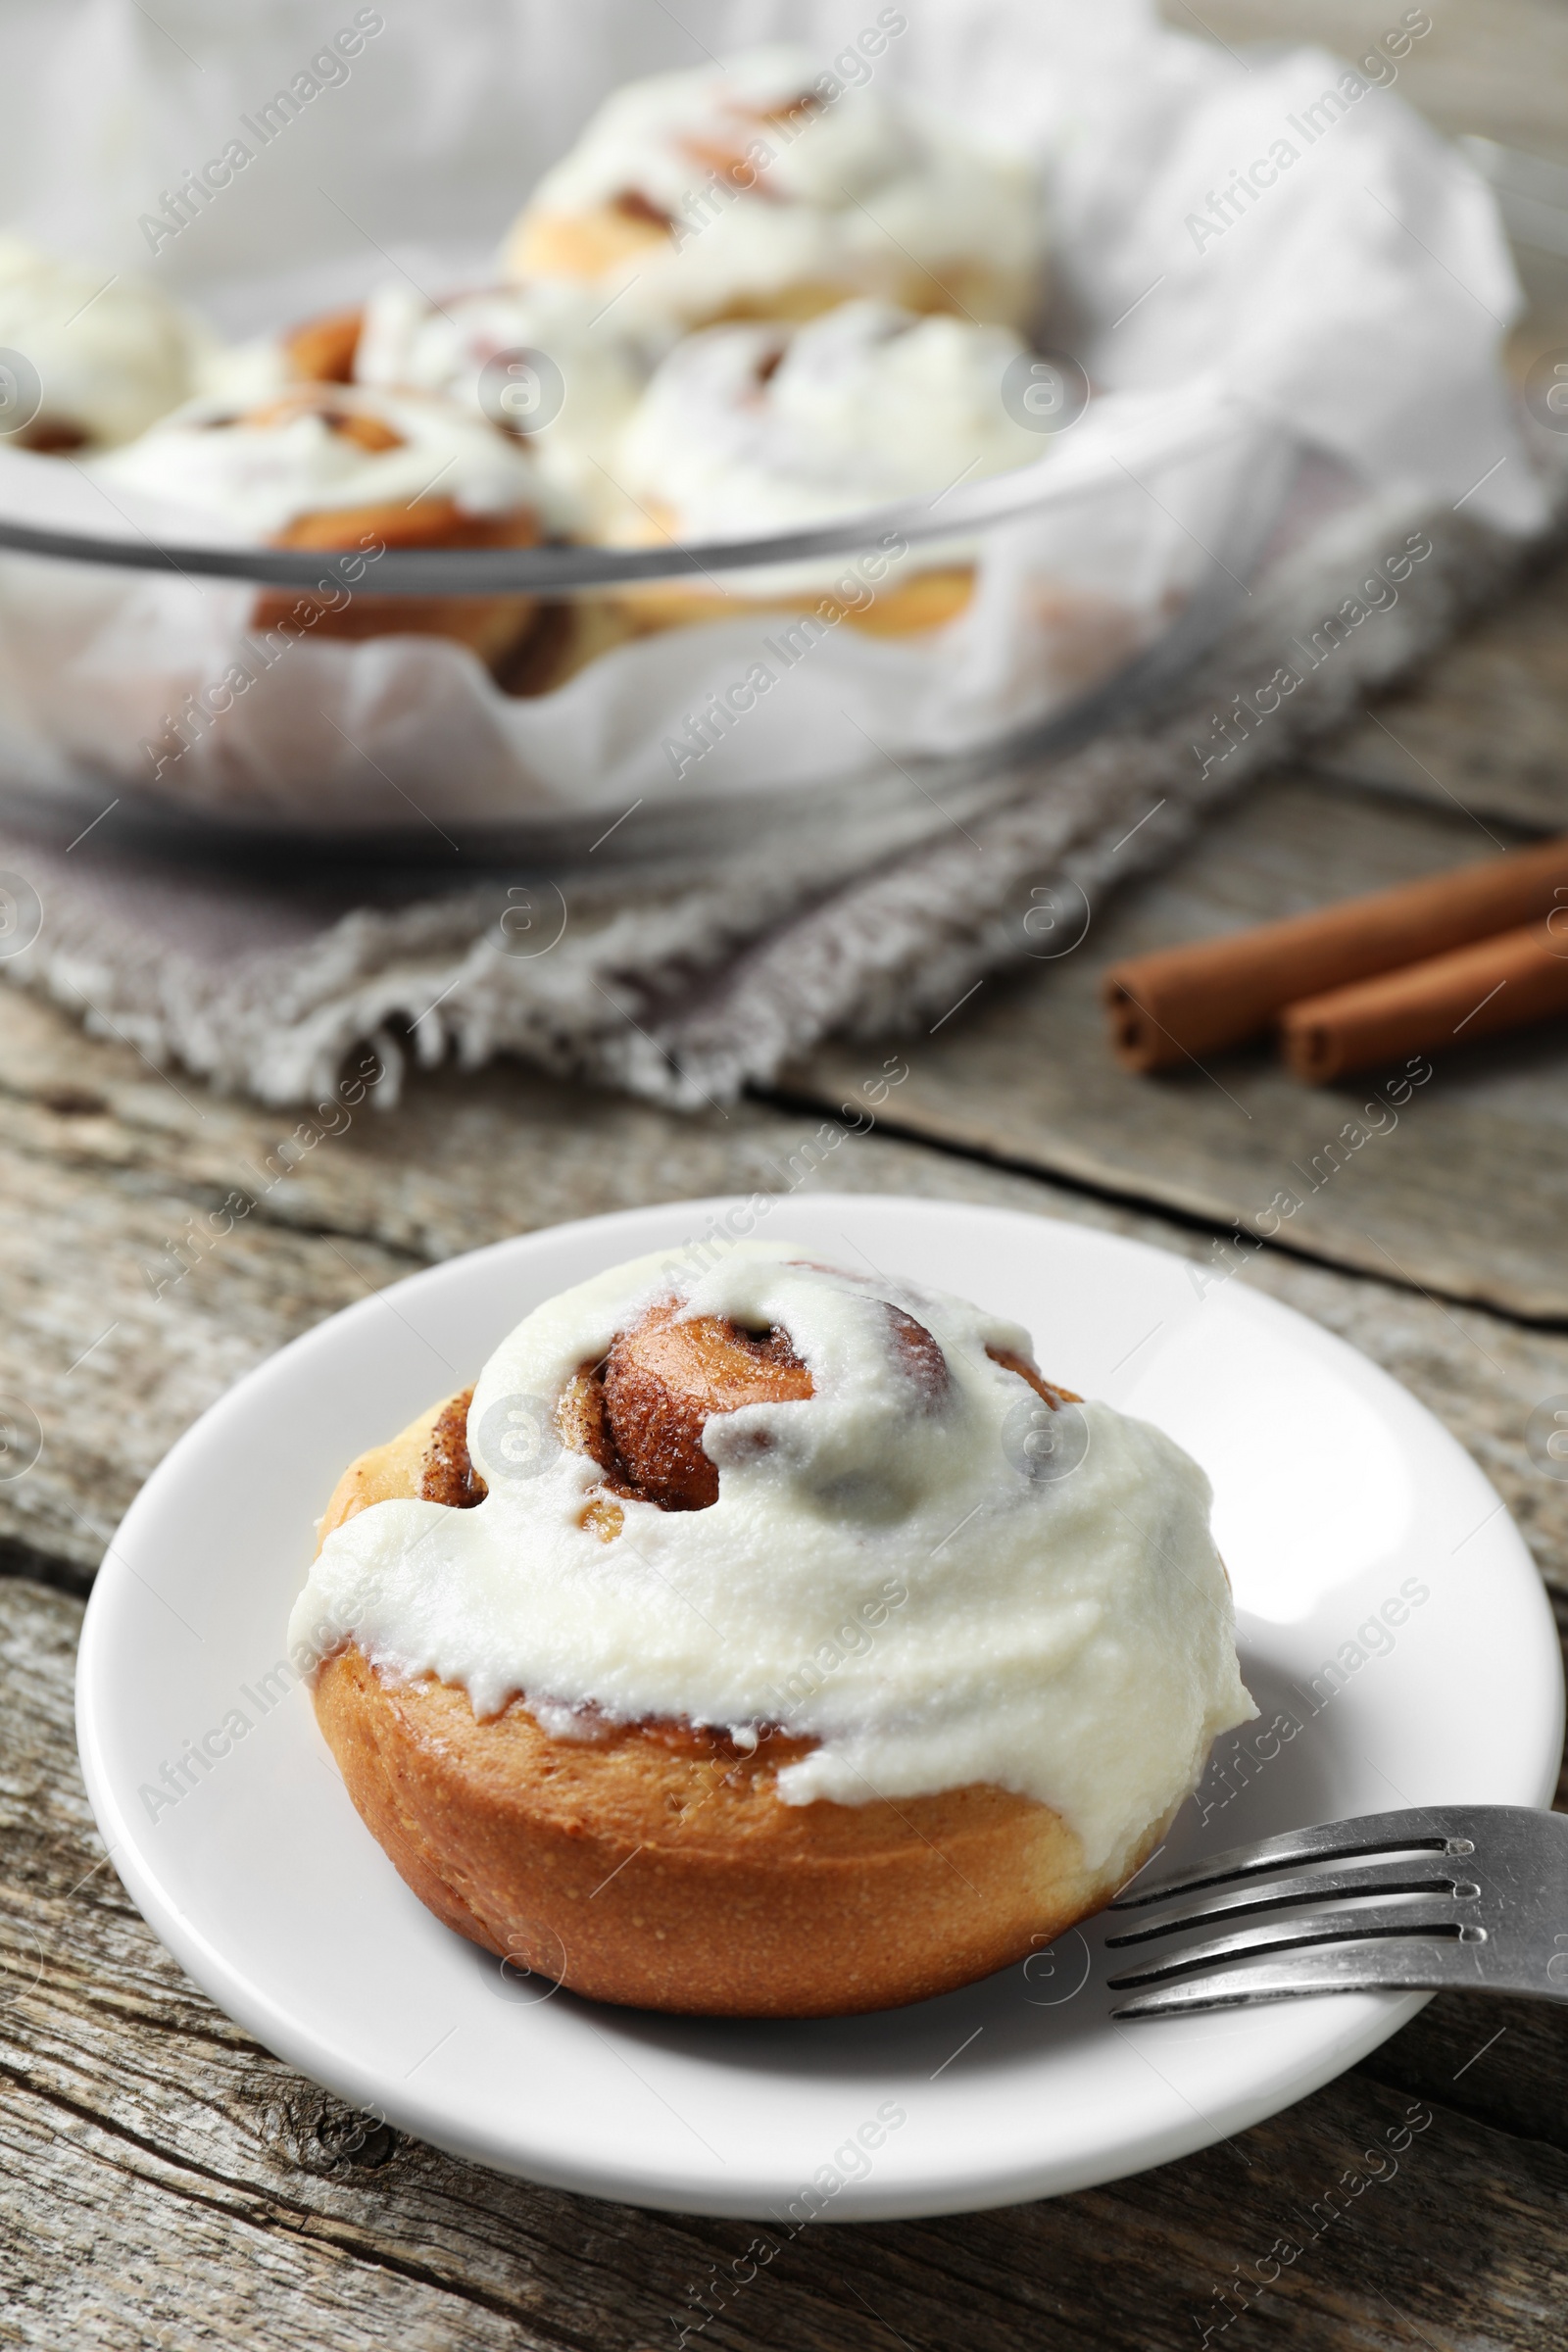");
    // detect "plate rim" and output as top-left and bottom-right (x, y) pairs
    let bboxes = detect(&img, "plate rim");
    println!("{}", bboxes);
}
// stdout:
(74, 1192), (1565, 2218)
